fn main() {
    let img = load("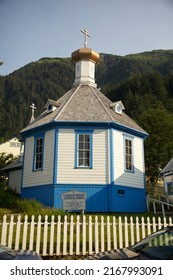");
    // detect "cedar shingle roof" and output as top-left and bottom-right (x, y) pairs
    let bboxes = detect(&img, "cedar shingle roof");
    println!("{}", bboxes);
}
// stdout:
(21, 85), (147, 135)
